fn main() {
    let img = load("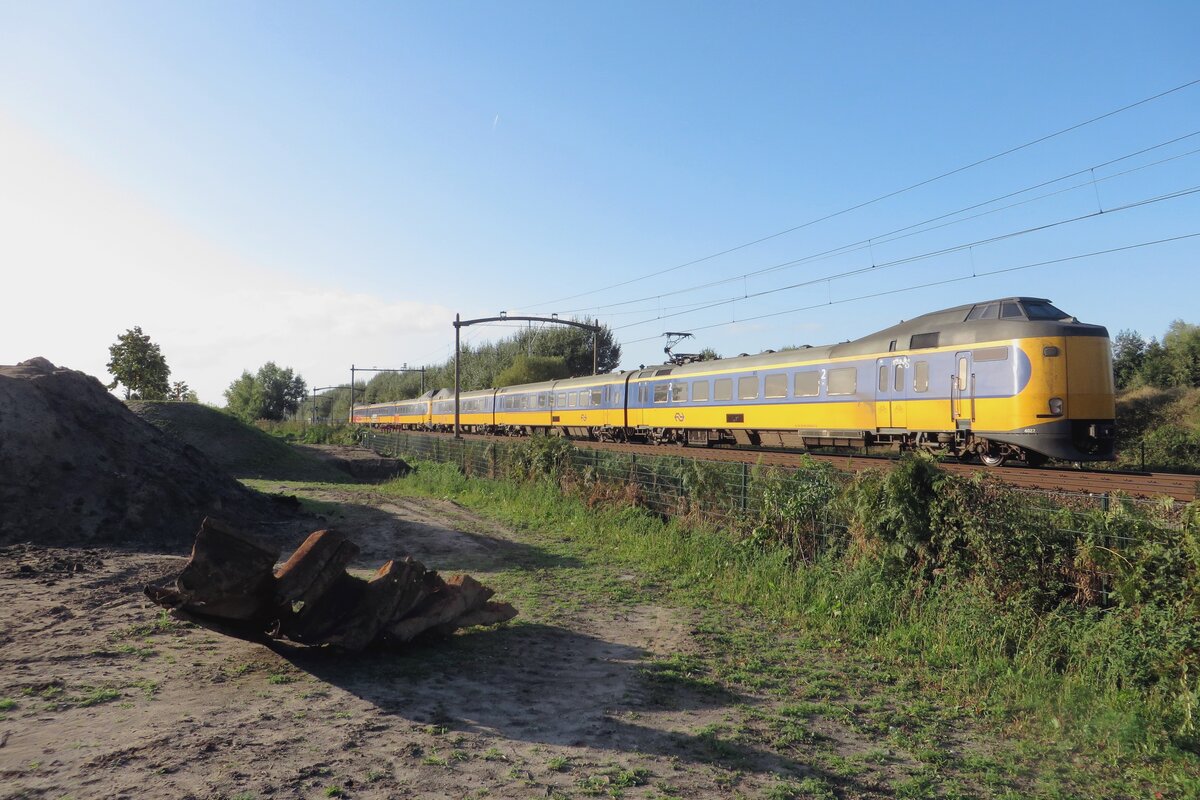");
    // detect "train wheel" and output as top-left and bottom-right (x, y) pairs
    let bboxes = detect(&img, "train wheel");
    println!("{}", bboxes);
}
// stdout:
(979, 448), (1006, 467)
